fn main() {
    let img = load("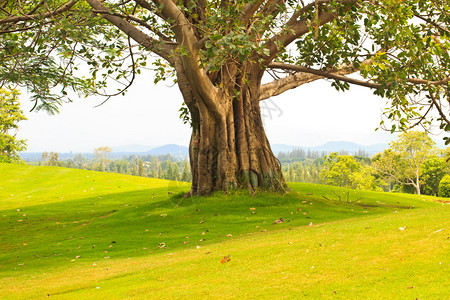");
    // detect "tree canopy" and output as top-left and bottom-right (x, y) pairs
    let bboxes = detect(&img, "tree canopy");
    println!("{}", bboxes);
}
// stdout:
(1, 0), (449, 194)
